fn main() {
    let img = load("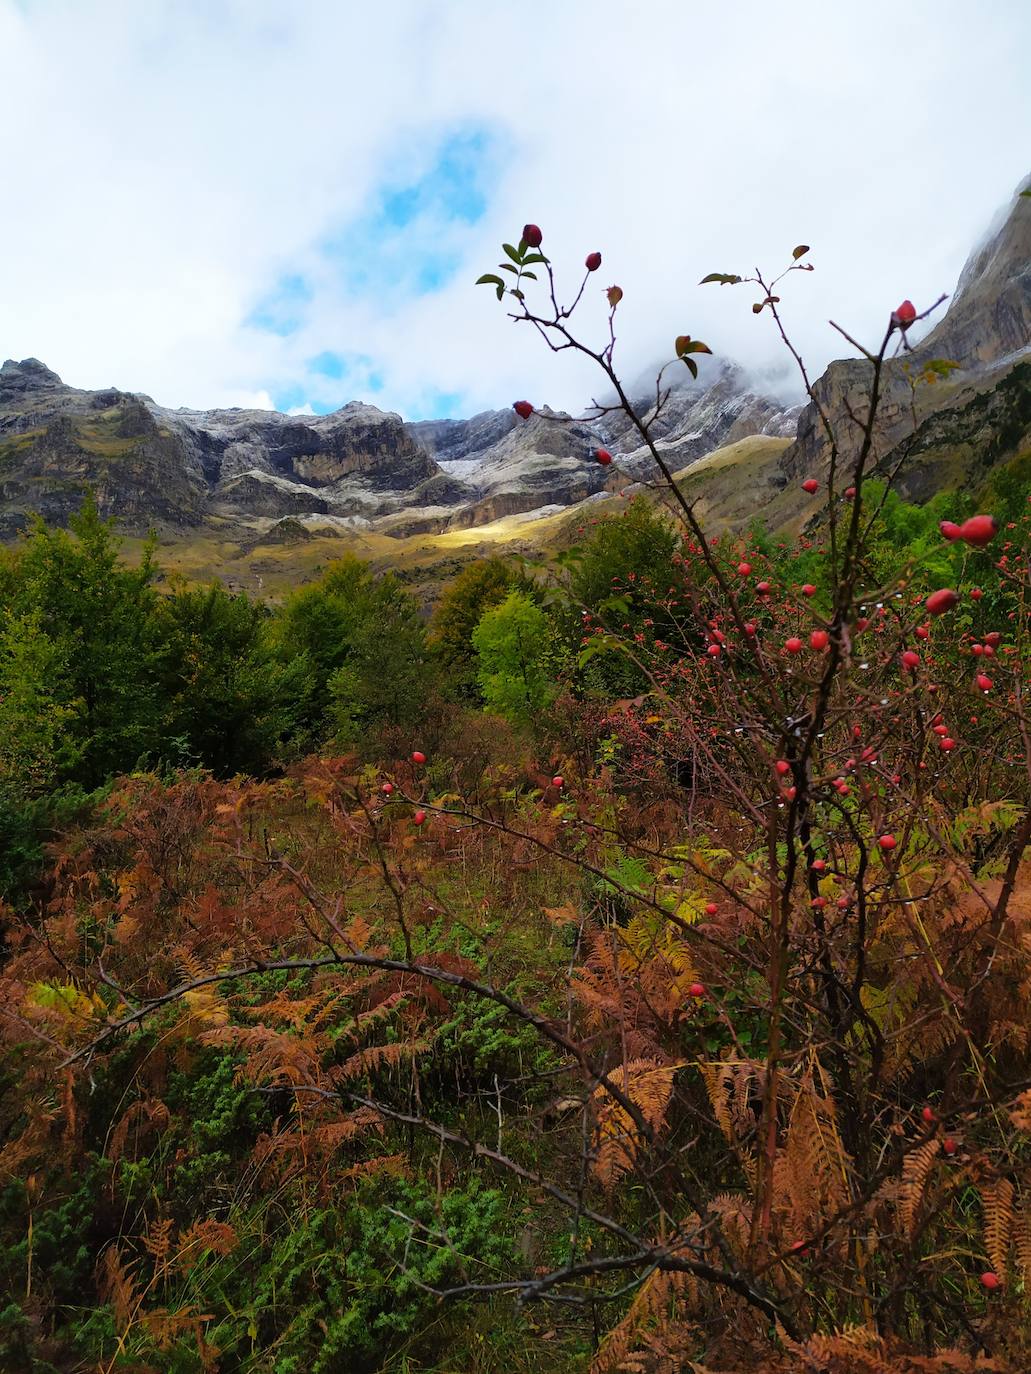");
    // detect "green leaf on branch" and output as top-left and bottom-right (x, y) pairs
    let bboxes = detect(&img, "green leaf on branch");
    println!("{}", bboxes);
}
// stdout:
(792, 244), (810, 260)
(522, 253), (548, 266)
(476, 274), (505, 288)
(498, 264), (519, 274)
(502, 243), (523, 264)
(596, 595), (630, 615)
(920, 358), (961, 385)
(681, 356), (698, 379)
(699, 273), (743, 286)
(577, 635), (626, 669)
